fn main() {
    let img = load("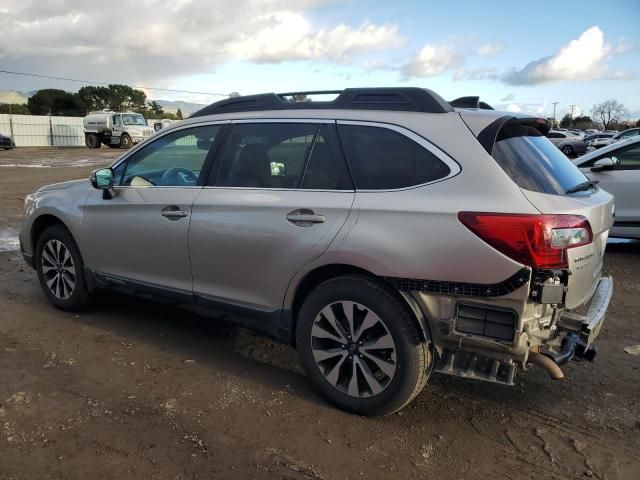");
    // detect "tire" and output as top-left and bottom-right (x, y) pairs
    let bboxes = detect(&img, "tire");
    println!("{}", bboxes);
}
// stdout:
(120, 134), (132, 149)
(35, 225), (94, 311)
(85, 134), (100, 149)
(296, 275), (432, 416)
(561, 145), (574, 156)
